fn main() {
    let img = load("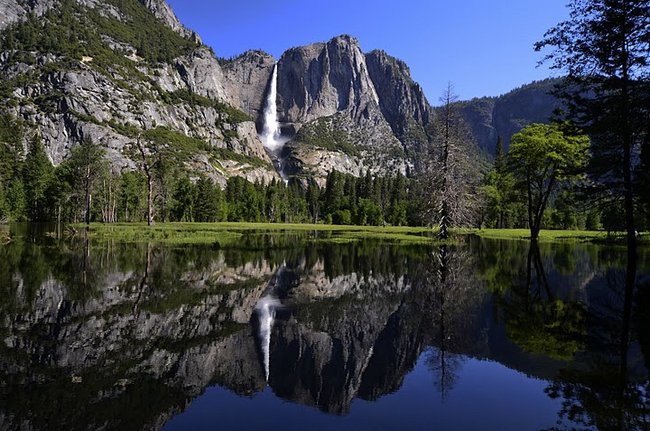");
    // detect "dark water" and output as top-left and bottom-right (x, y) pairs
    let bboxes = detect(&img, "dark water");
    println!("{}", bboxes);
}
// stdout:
(1, 226), (649, 430)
